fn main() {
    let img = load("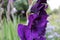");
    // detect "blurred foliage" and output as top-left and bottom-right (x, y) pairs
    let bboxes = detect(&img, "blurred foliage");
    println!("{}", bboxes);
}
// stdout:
(46, 6), (60, 40)
(46, 5), (51, 14)
(3, 0), (7, 9)
(14, 0), (29, 11)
